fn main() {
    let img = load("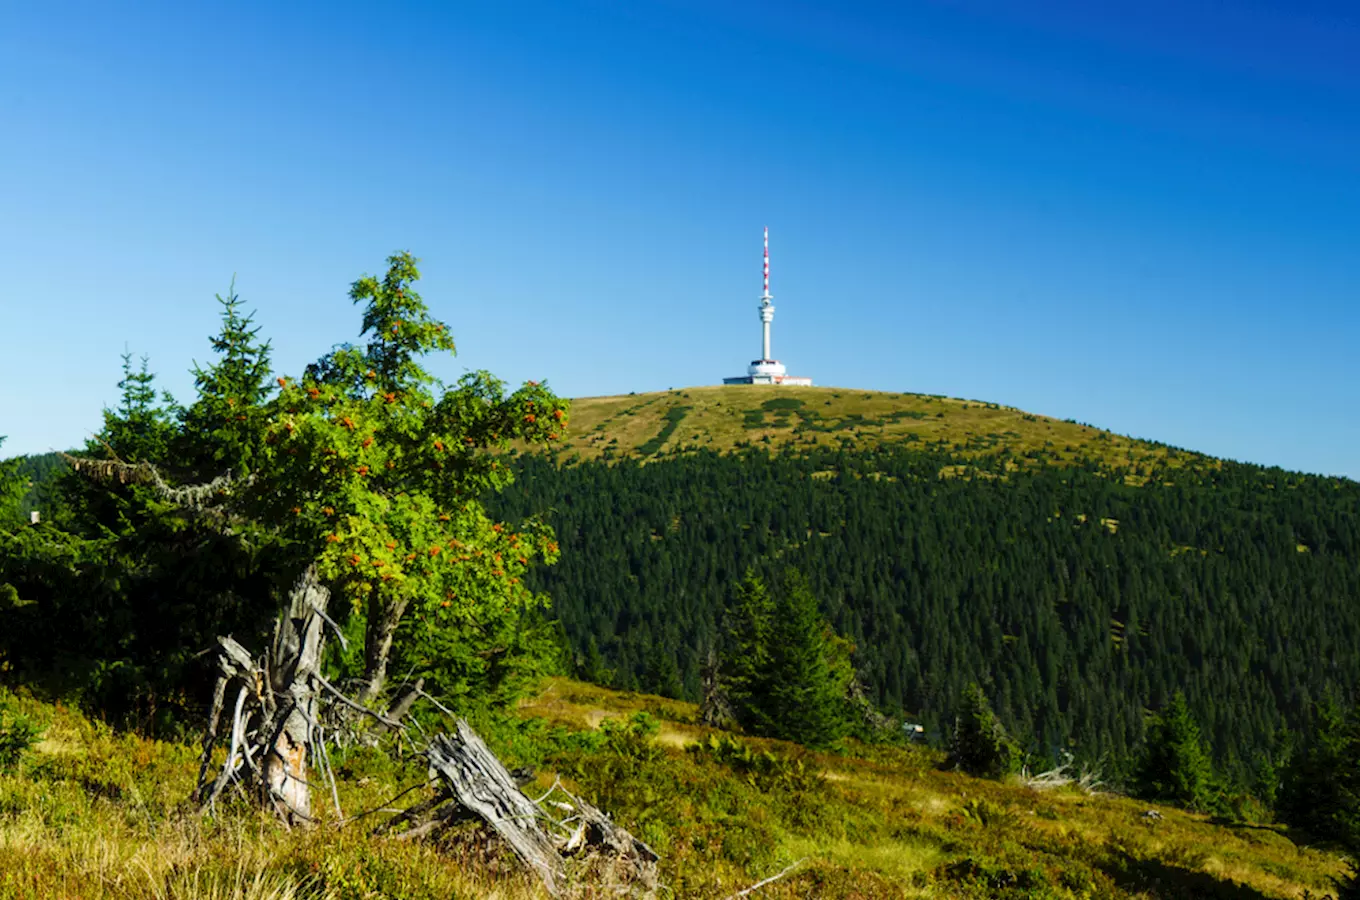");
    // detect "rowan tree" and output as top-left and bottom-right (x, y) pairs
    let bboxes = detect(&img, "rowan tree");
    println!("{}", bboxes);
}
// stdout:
(251, 251), (570, 706)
